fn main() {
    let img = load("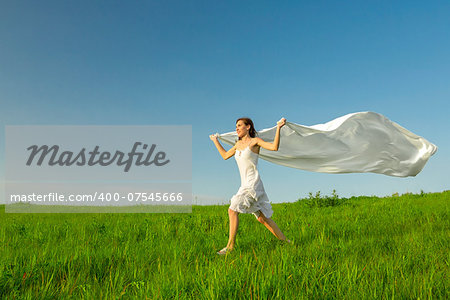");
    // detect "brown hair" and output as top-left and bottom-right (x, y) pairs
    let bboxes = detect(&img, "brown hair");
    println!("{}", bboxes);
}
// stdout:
(236, 117), (258, 141)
